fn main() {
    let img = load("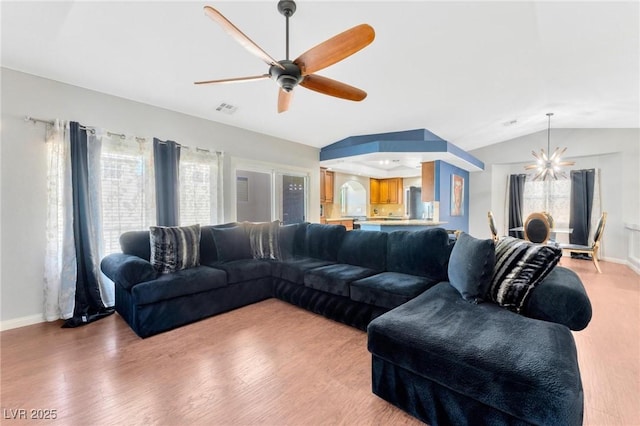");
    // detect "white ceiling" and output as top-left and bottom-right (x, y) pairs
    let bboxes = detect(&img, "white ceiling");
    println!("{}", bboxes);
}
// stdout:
(2, 1), (638, 154)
